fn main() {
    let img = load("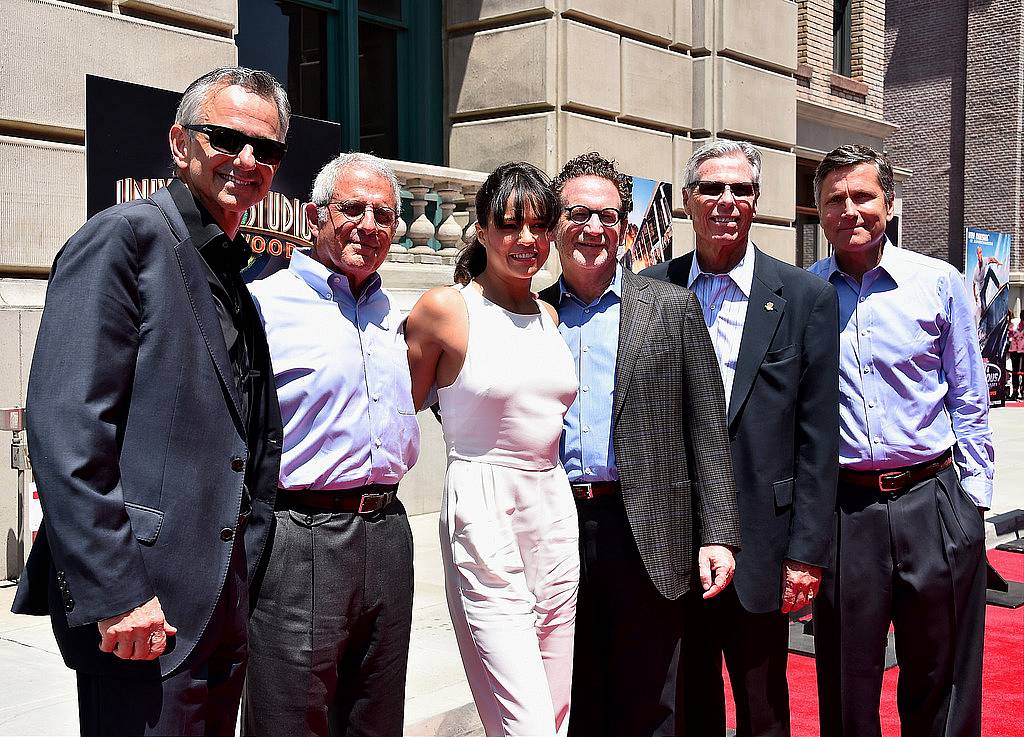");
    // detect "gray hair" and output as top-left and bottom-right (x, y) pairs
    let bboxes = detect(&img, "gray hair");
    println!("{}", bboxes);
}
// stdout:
(683, 140), (762, 189)
(175, 66), (291, 139)
(813, 144), (895, 207)
(310, 152), (402, 225)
